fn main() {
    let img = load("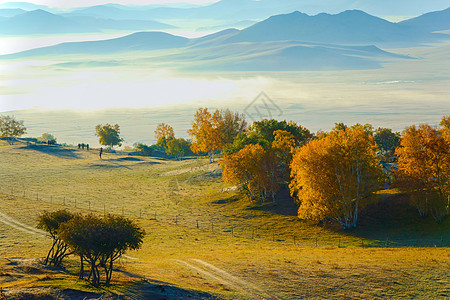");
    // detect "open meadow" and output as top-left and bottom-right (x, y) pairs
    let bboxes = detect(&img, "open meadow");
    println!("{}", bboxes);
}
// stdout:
(0, 140), (448, 299)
